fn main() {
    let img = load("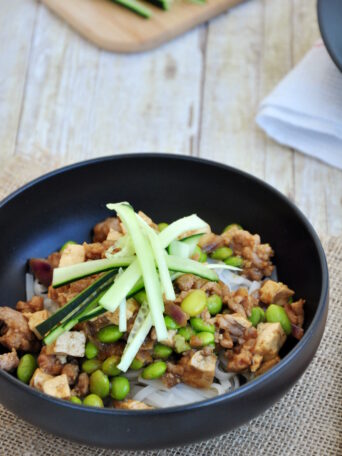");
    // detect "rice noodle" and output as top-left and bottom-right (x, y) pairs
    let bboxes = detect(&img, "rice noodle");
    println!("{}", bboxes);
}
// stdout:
(25, 273), (34, 301)
(33, 278), (48, 296)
